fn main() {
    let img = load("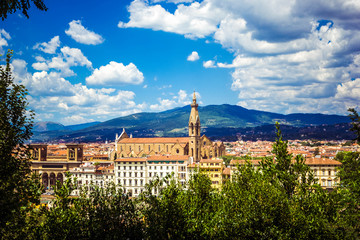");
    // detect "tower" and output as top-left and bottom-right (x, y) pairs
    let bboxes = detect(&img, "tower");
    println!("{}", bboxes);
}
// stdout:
(189, 91), (201, 162)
